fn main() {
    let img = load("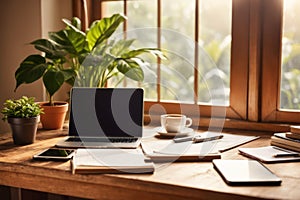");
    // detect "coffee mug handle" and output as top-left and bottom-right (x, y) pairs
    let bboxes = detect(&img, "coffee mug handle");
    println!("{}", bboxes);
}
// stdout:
(185, 118), (192, 127)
